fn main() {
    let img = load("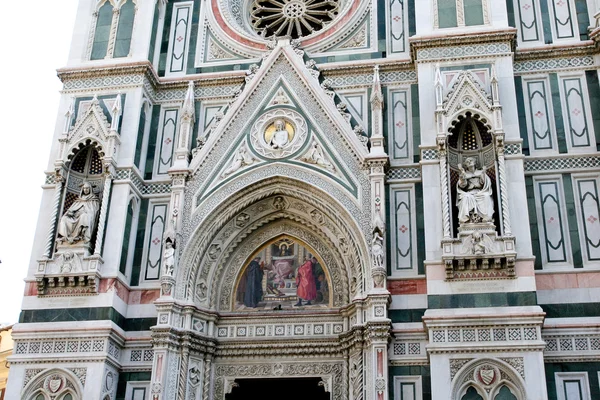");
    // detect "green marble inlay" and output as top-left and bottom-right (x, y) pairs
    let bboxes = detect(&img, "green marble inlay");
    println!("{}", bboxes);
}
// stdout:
(539, 0), (553, 44)
(585, 71), (600, 151)
(549, 74), (568, 153)
(411, 84), (421, 163)
(514, 77), (530, 155)
(415, 183), (425, 275)
(389, 366), (431, 400)
(575, 0), (590, 40)
(437, 0), (457, 28)
(144, 105), (161, 180)
(91, 1), (113, 60)
(131, 199), (149, 286)
(464, 0), (484, 26)
(525, 176), (543, 270)
(119, 199), (136, 275)
(114, 0), (135, 58)
(148, 2), (160, 62)
(541, 302), (600, 318)
(563, 174), (583, 267)
(545, 362), (600, 400)
(389, 309), (426, 323)
(134, 107), (147, 169)
(428, 291), (537, 309)
(116, 372), (152, 400)
(19, 308), (157, 332)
